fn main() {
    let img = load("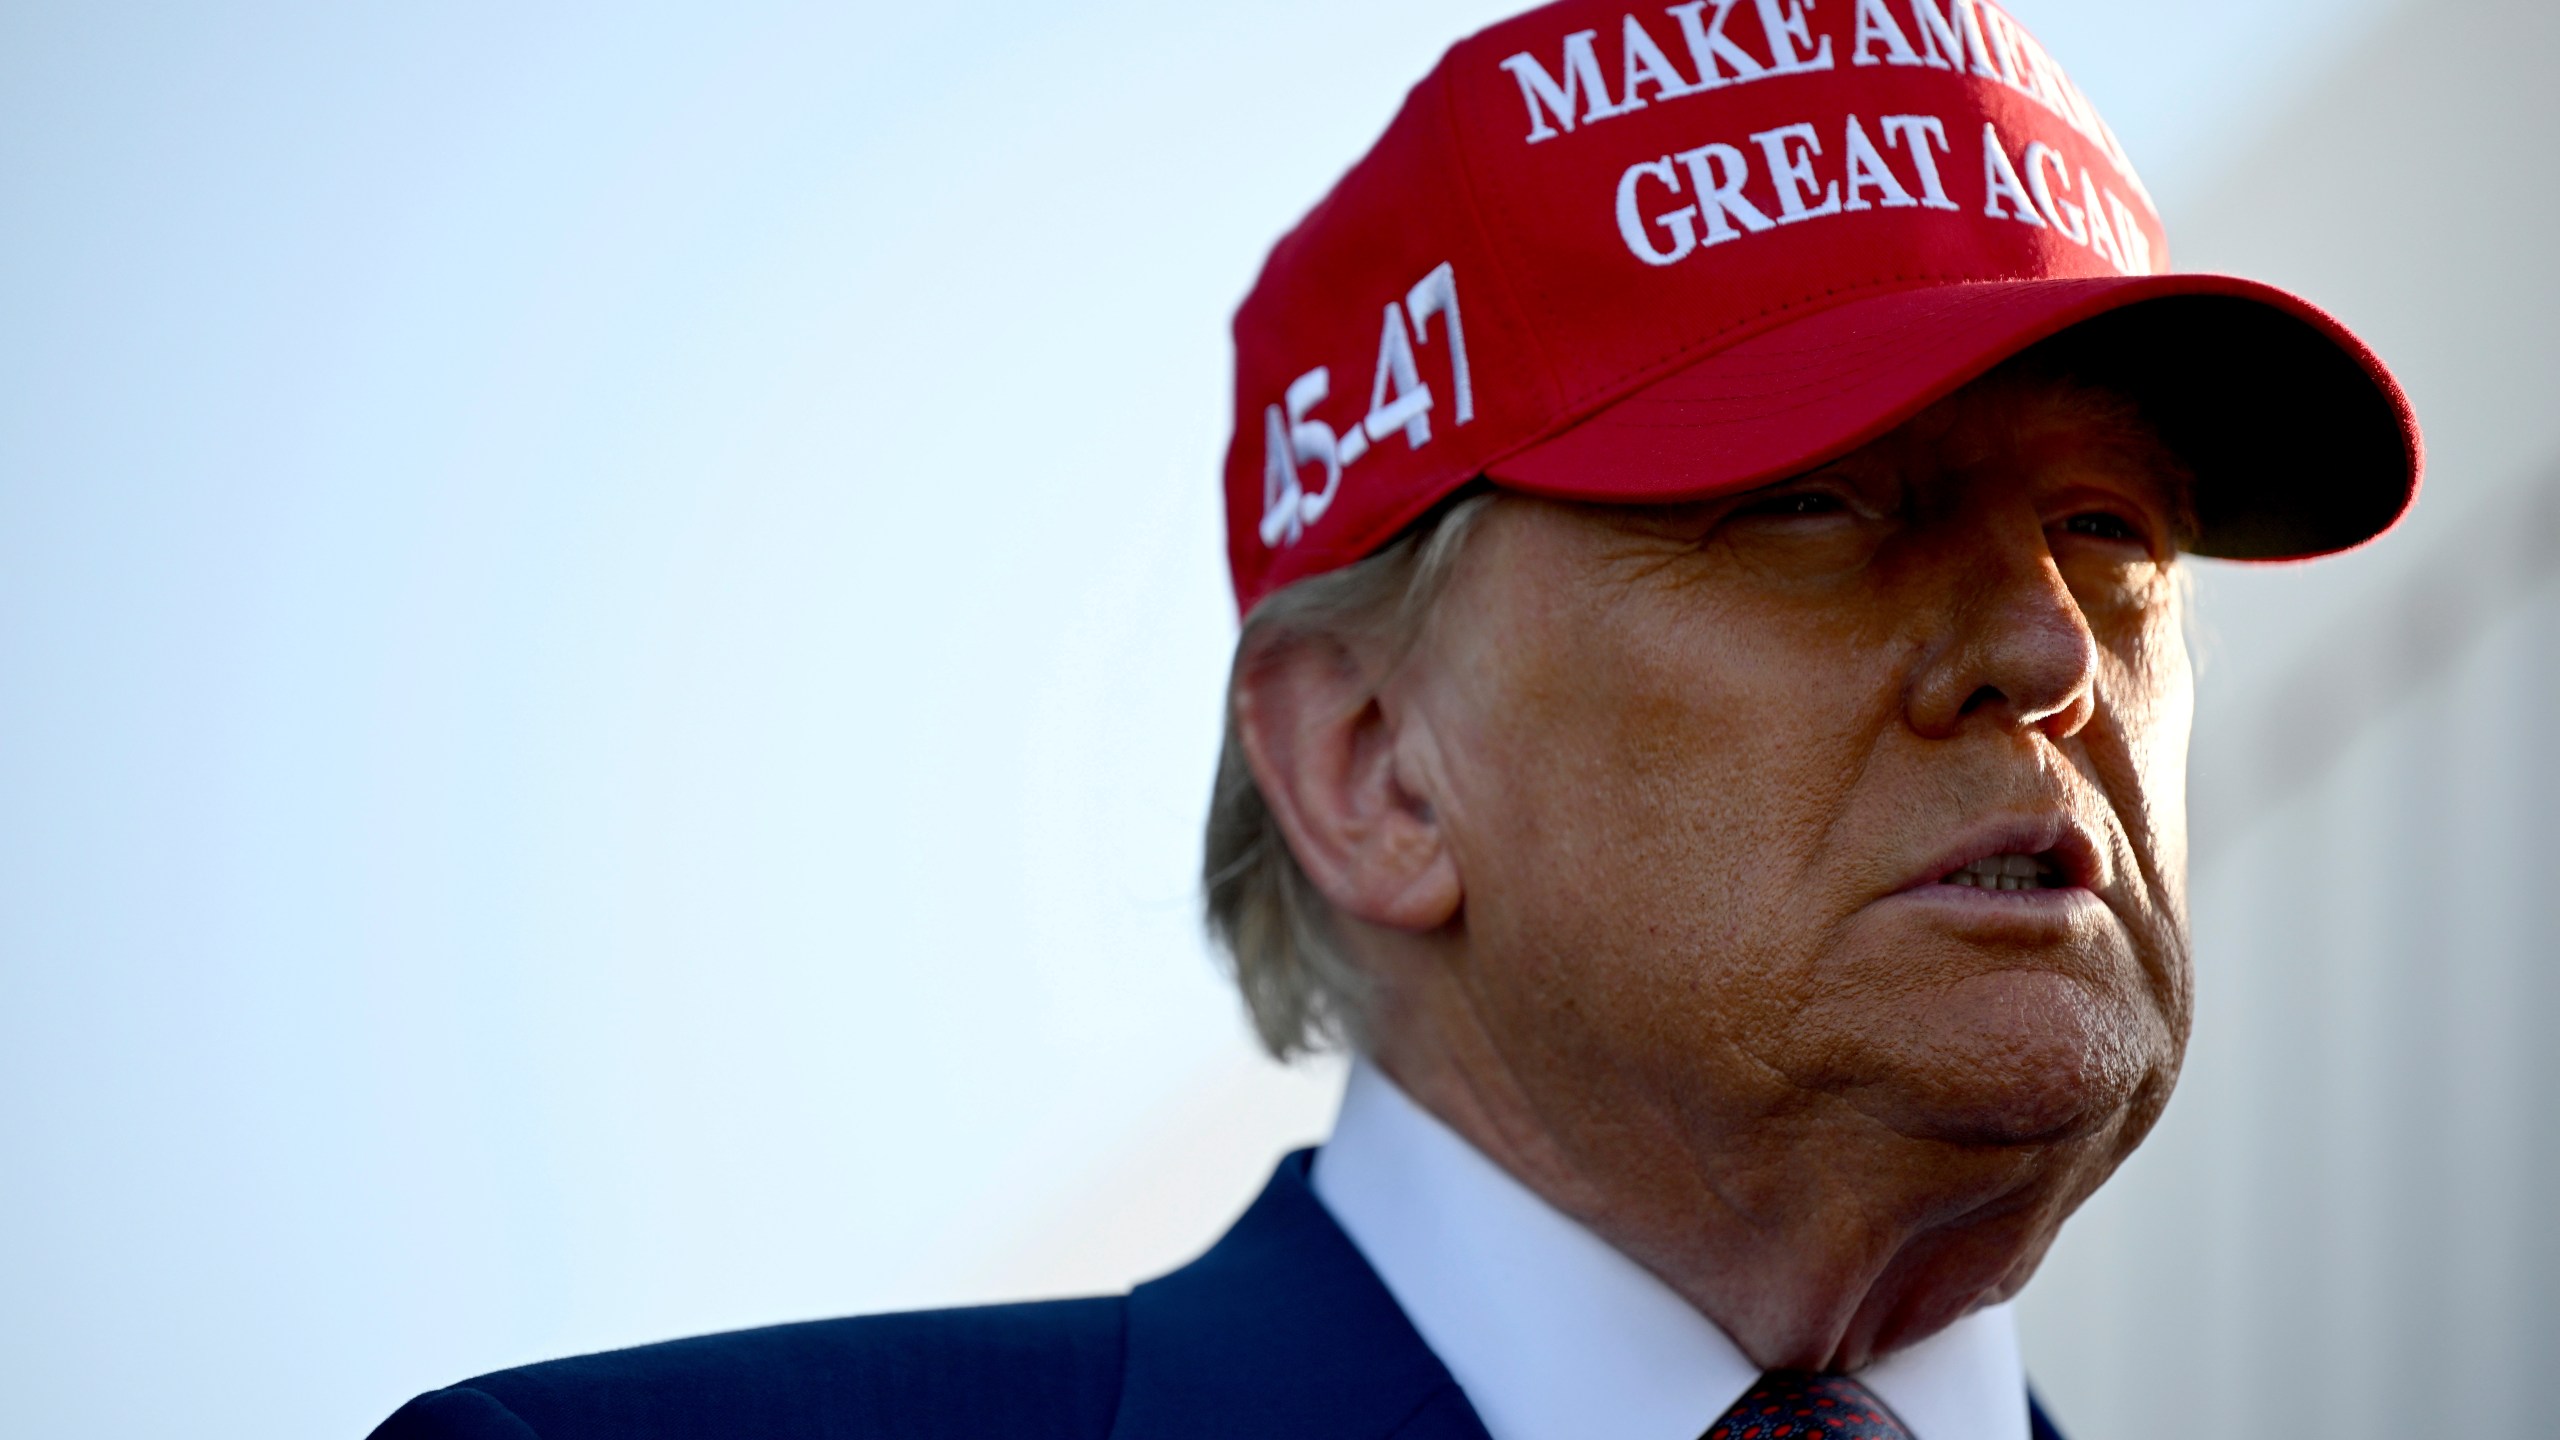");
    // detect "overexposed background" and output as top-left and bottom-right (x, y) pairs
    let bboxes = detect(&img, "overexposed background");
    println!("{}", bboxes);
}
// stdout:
(2, 2), (2550, 1437)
